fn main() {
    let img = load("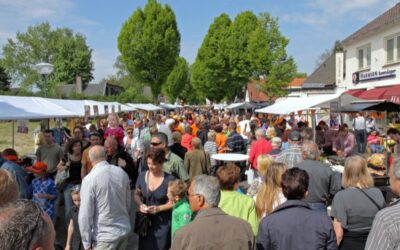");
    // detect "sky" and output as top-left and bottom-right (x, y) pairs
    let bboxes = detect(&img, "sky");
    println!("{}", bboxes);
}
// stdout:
(0, 0), (398, 83)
